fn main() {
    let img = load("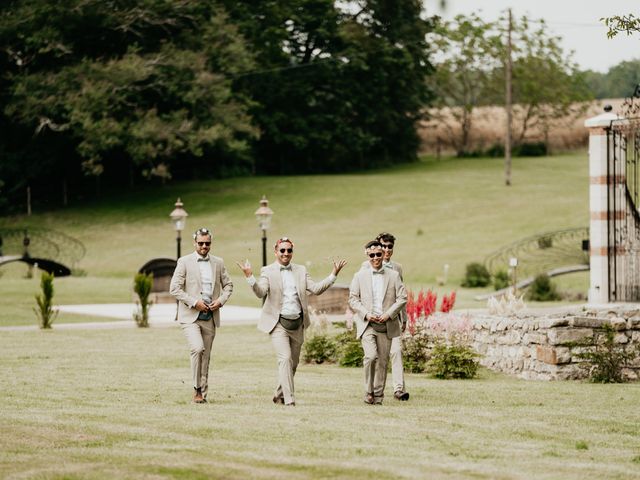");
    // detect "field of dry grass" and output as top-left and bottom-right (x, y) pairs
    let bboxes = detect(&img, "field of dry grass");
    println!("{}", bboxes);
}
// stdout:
(418, 98), (625, 156)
